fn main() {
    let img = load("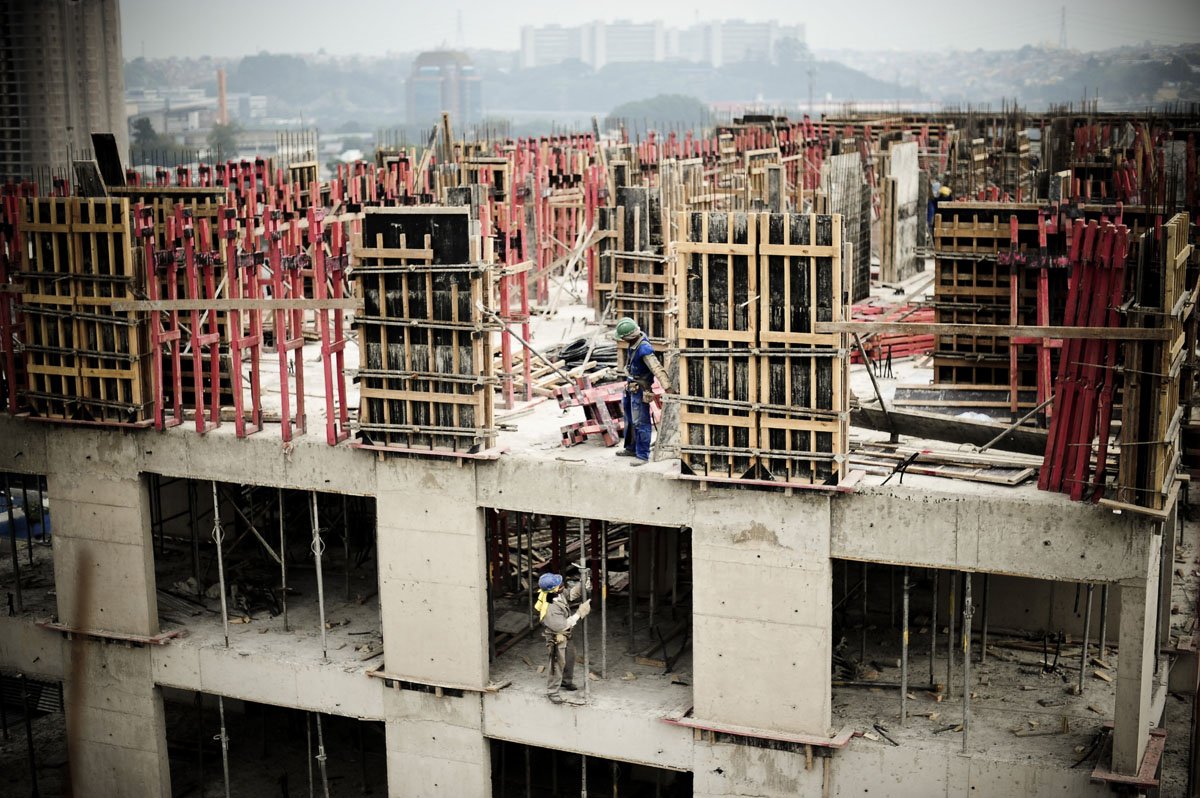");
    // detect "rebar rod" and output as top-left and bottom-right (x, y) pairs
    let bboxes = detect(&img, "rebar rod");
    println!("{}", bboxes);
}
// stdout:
(311, 493), (328, 659)
(212, 482), (230, 648)
(342, 496), (350, 601)
(649, 527), (657, 630)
